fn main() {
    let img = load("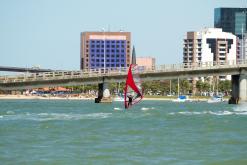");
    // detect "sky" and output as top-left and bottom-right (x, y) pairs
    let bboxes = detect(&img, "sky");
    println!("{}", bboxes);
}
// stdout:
(0, 0), (246, 70)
